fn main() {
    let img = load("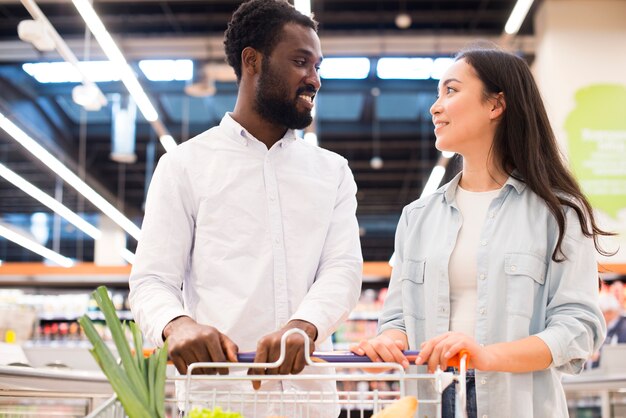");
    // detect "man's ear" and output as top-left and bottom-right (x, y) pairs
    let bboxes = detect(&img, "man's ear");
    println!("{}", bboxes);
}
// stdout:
(241, 47), (261, 76)
(490, 92), (506, 120)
